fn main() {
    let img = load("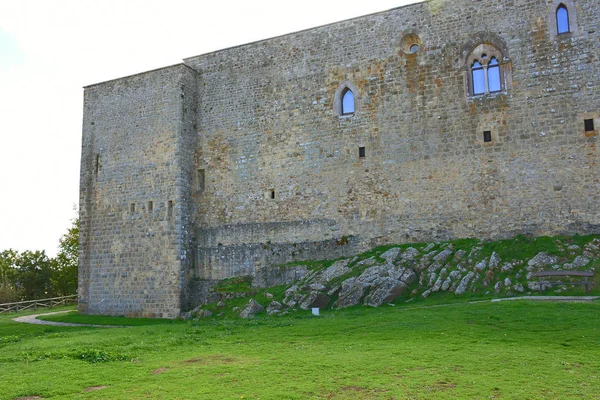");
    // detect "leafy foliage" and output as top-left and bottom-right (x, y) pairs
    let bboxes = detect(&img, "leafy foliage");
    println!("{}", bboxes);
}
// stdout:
(0, 216), (78, 302)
